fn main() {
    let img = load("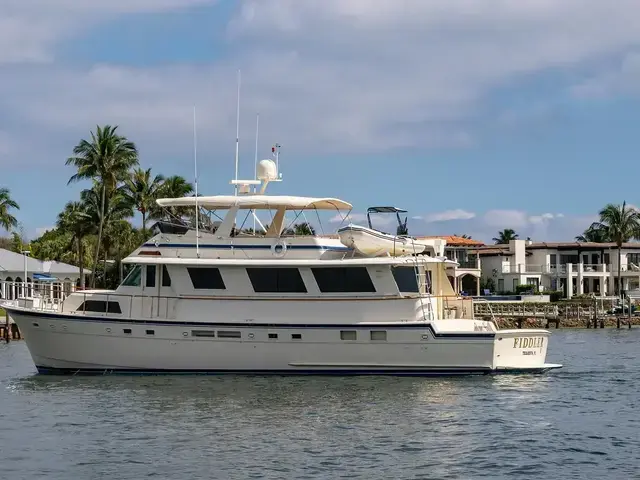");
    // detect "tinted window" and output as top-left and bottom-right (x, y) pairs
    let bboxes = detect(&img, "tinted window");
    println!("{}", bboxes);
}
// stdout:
(392, 267), (420, 293)
(162, 265), (172, 287)
(122, 265), (142, 287)
(246, 268), (307, 293)
(311, 267), (376, 293)
(77, 300), (122, 314)
(187, 267), (226, 289)
(146, 265), (156, 288)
